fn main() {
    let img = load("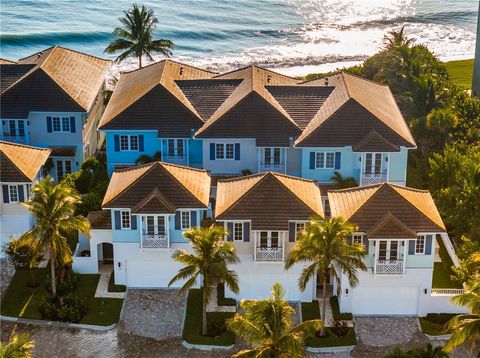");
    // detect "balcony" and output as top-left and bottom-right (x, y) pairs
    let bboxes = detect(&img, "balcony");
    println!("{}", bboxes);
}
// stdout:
(375, 259), (404, 274)
(259, 162), (286, 173)
(2, 133), (28, 145)
(361, 172), (387, 186)
(163, 155), (188, 166)
(255, 247), (284, 261)
(141, 233), (169, 248)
